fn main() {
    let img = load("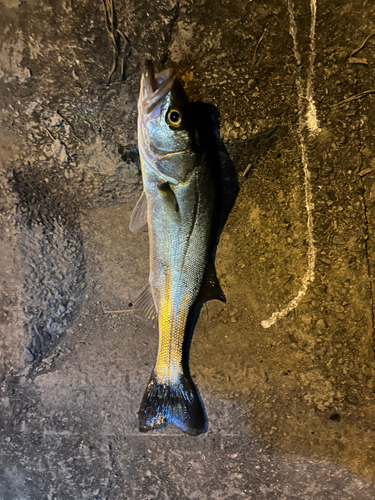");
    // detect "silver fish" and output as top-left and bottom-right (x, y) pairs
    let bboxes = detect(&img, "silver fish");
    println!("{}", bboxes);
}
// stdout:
(130, 61), (225, 435)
